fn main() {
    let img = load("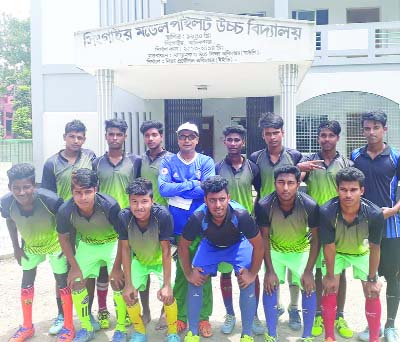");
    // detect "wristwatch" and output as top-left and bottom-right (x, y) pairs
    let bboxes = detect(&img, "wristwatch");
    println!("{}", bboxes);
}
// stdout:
(367, 274), (378, 283)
